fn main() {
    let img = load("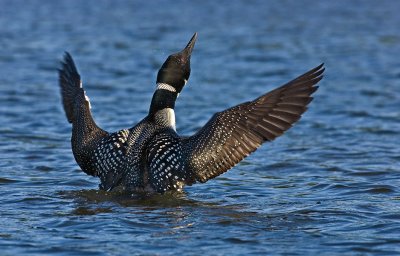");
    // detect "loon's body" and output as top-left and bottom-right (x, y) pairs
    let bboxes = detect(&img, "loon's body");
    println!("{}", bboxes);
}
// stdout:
(59, 33), (324, 194)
